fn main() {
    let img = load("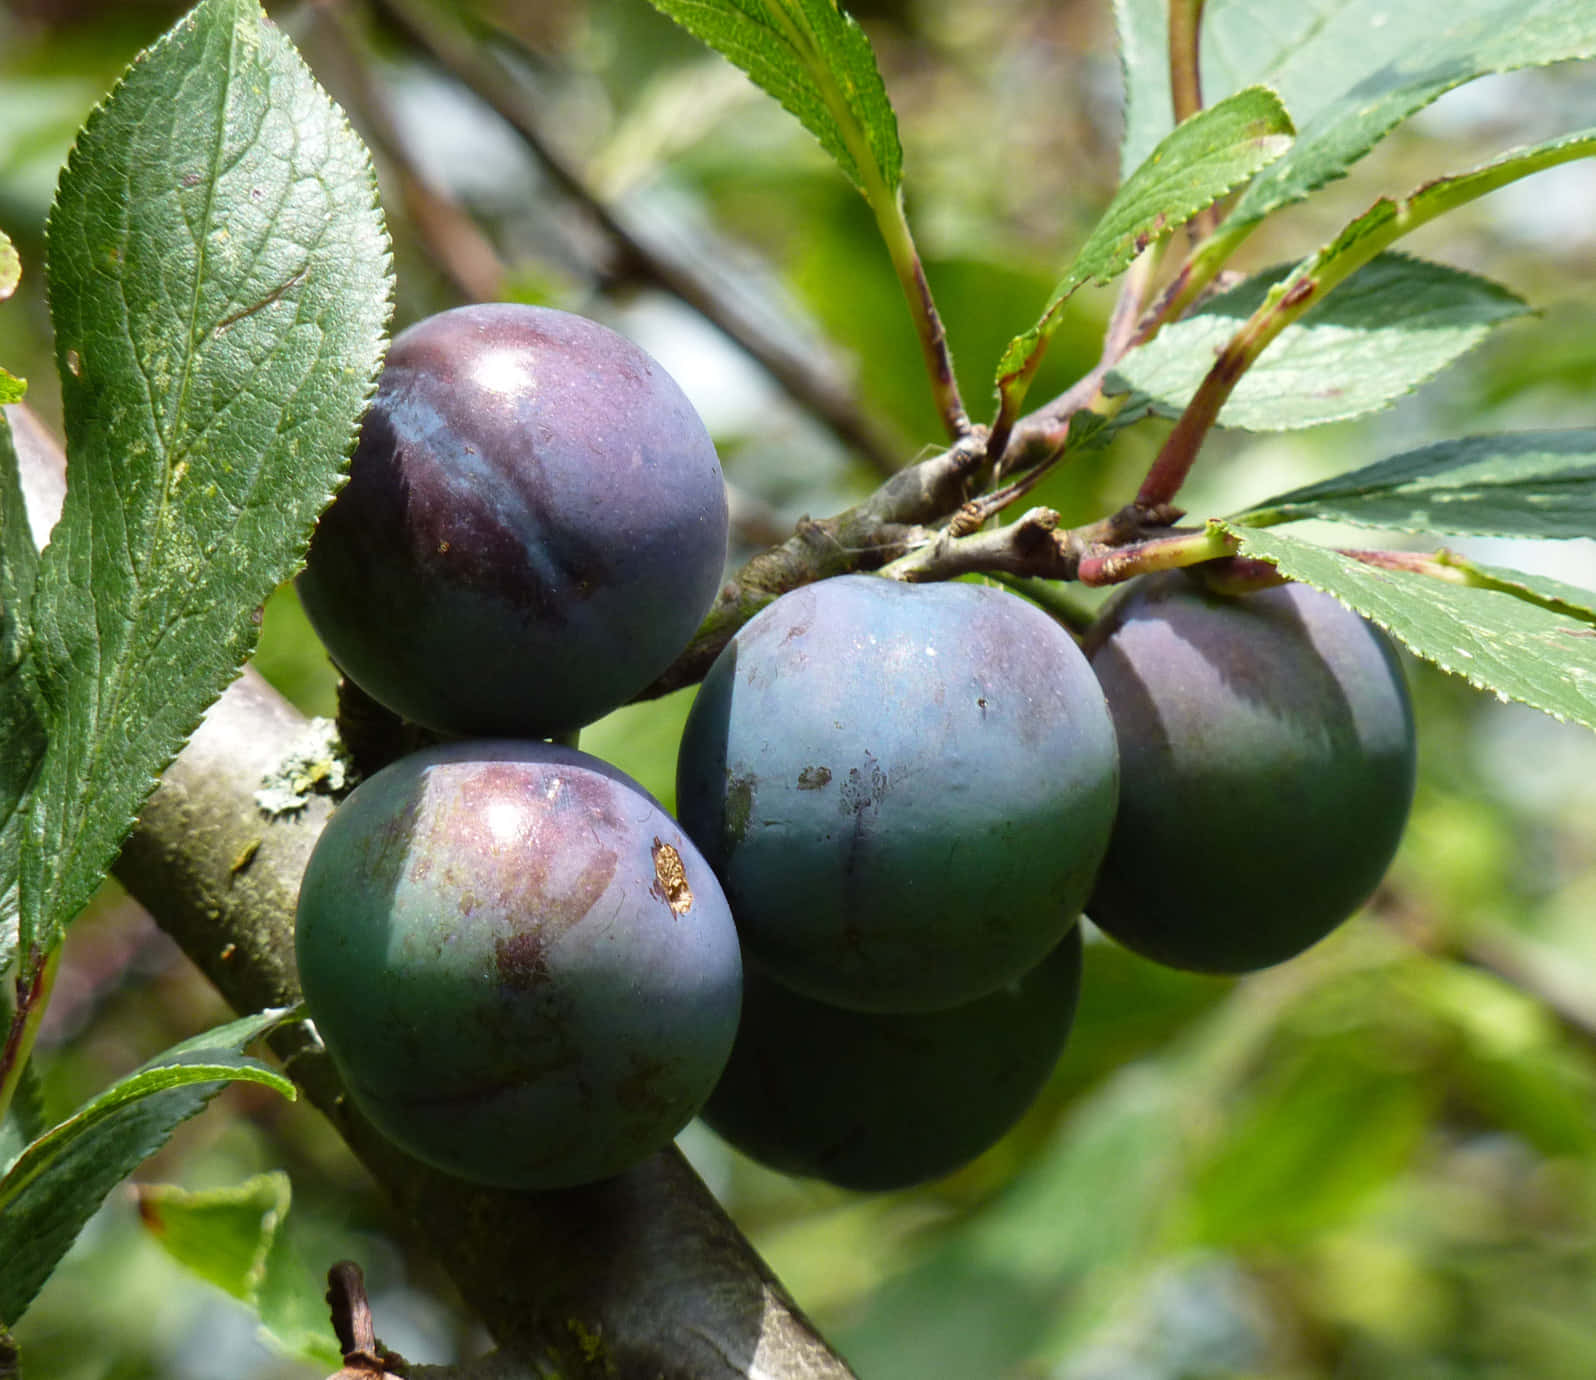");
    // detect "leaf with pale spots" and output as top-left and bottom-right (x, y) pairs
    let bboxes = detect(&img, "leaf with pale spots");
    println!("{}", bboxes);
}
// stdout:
(18, 0), (391, 960)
